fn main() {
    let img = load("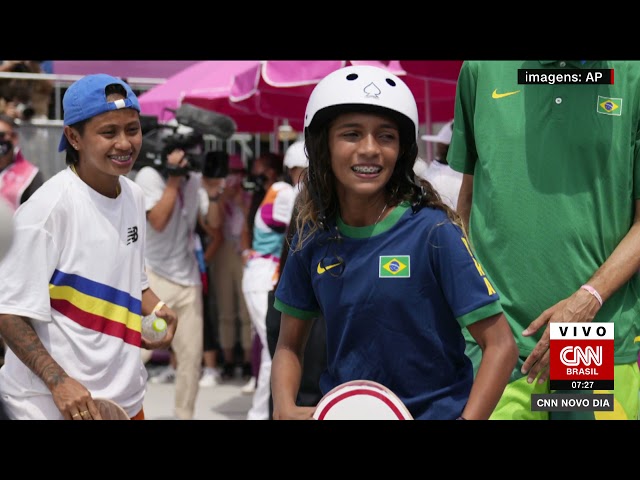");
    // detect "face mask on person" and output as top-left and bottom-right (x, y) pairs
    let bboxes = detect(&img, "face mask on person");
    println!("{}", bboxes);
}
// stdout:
(0, 140), (11, 157)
